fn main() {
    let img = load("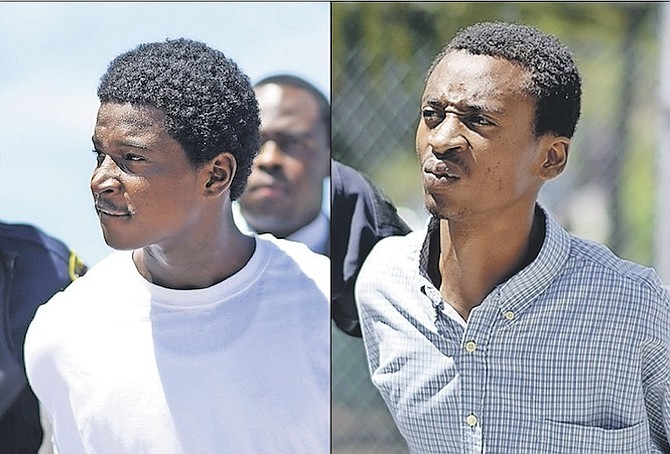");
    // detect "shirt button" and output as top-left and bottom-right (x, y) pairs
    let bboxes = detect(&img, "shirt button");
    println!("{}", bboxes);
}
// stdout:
(466, 414), (478, 427)
(503, 310), (515, 321)
(464, 341), (477, 353)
